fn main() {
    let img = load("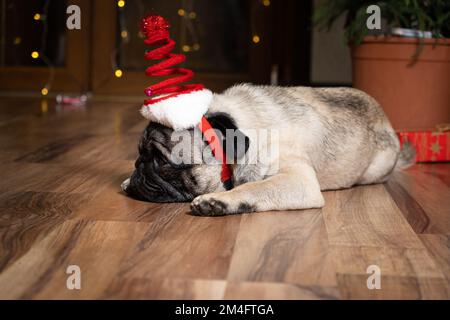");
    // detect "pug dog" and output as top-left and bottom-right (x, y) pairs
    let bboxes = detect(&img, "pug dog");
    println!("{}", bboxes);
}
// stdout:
(121, 84), (415, 216)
